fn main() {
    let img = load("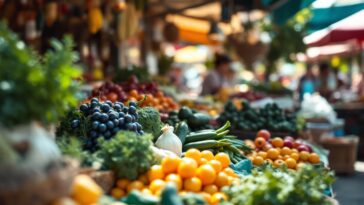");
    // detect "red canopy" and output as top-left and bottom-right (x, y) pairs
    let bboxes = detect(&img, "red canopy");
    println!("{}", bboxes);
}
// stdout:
(304, 10), (364, 47)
